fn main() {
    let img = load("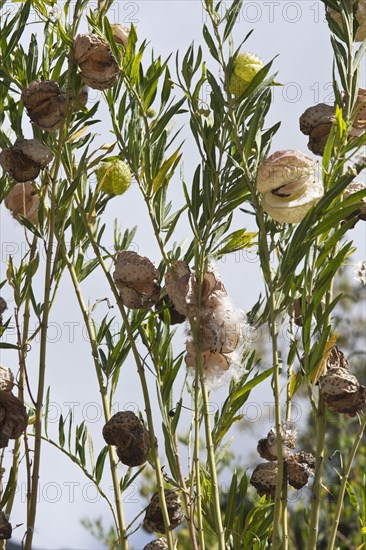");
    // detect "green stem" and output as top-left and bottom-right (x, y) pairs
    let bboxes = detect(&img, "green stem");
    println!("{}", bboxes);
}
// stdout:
(61, 247), (128, 549)
(326, 414), (366, 550)
(5, 237), (37, 520)
(193, 366), (205, 550)
(74, 201), (175, 550)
